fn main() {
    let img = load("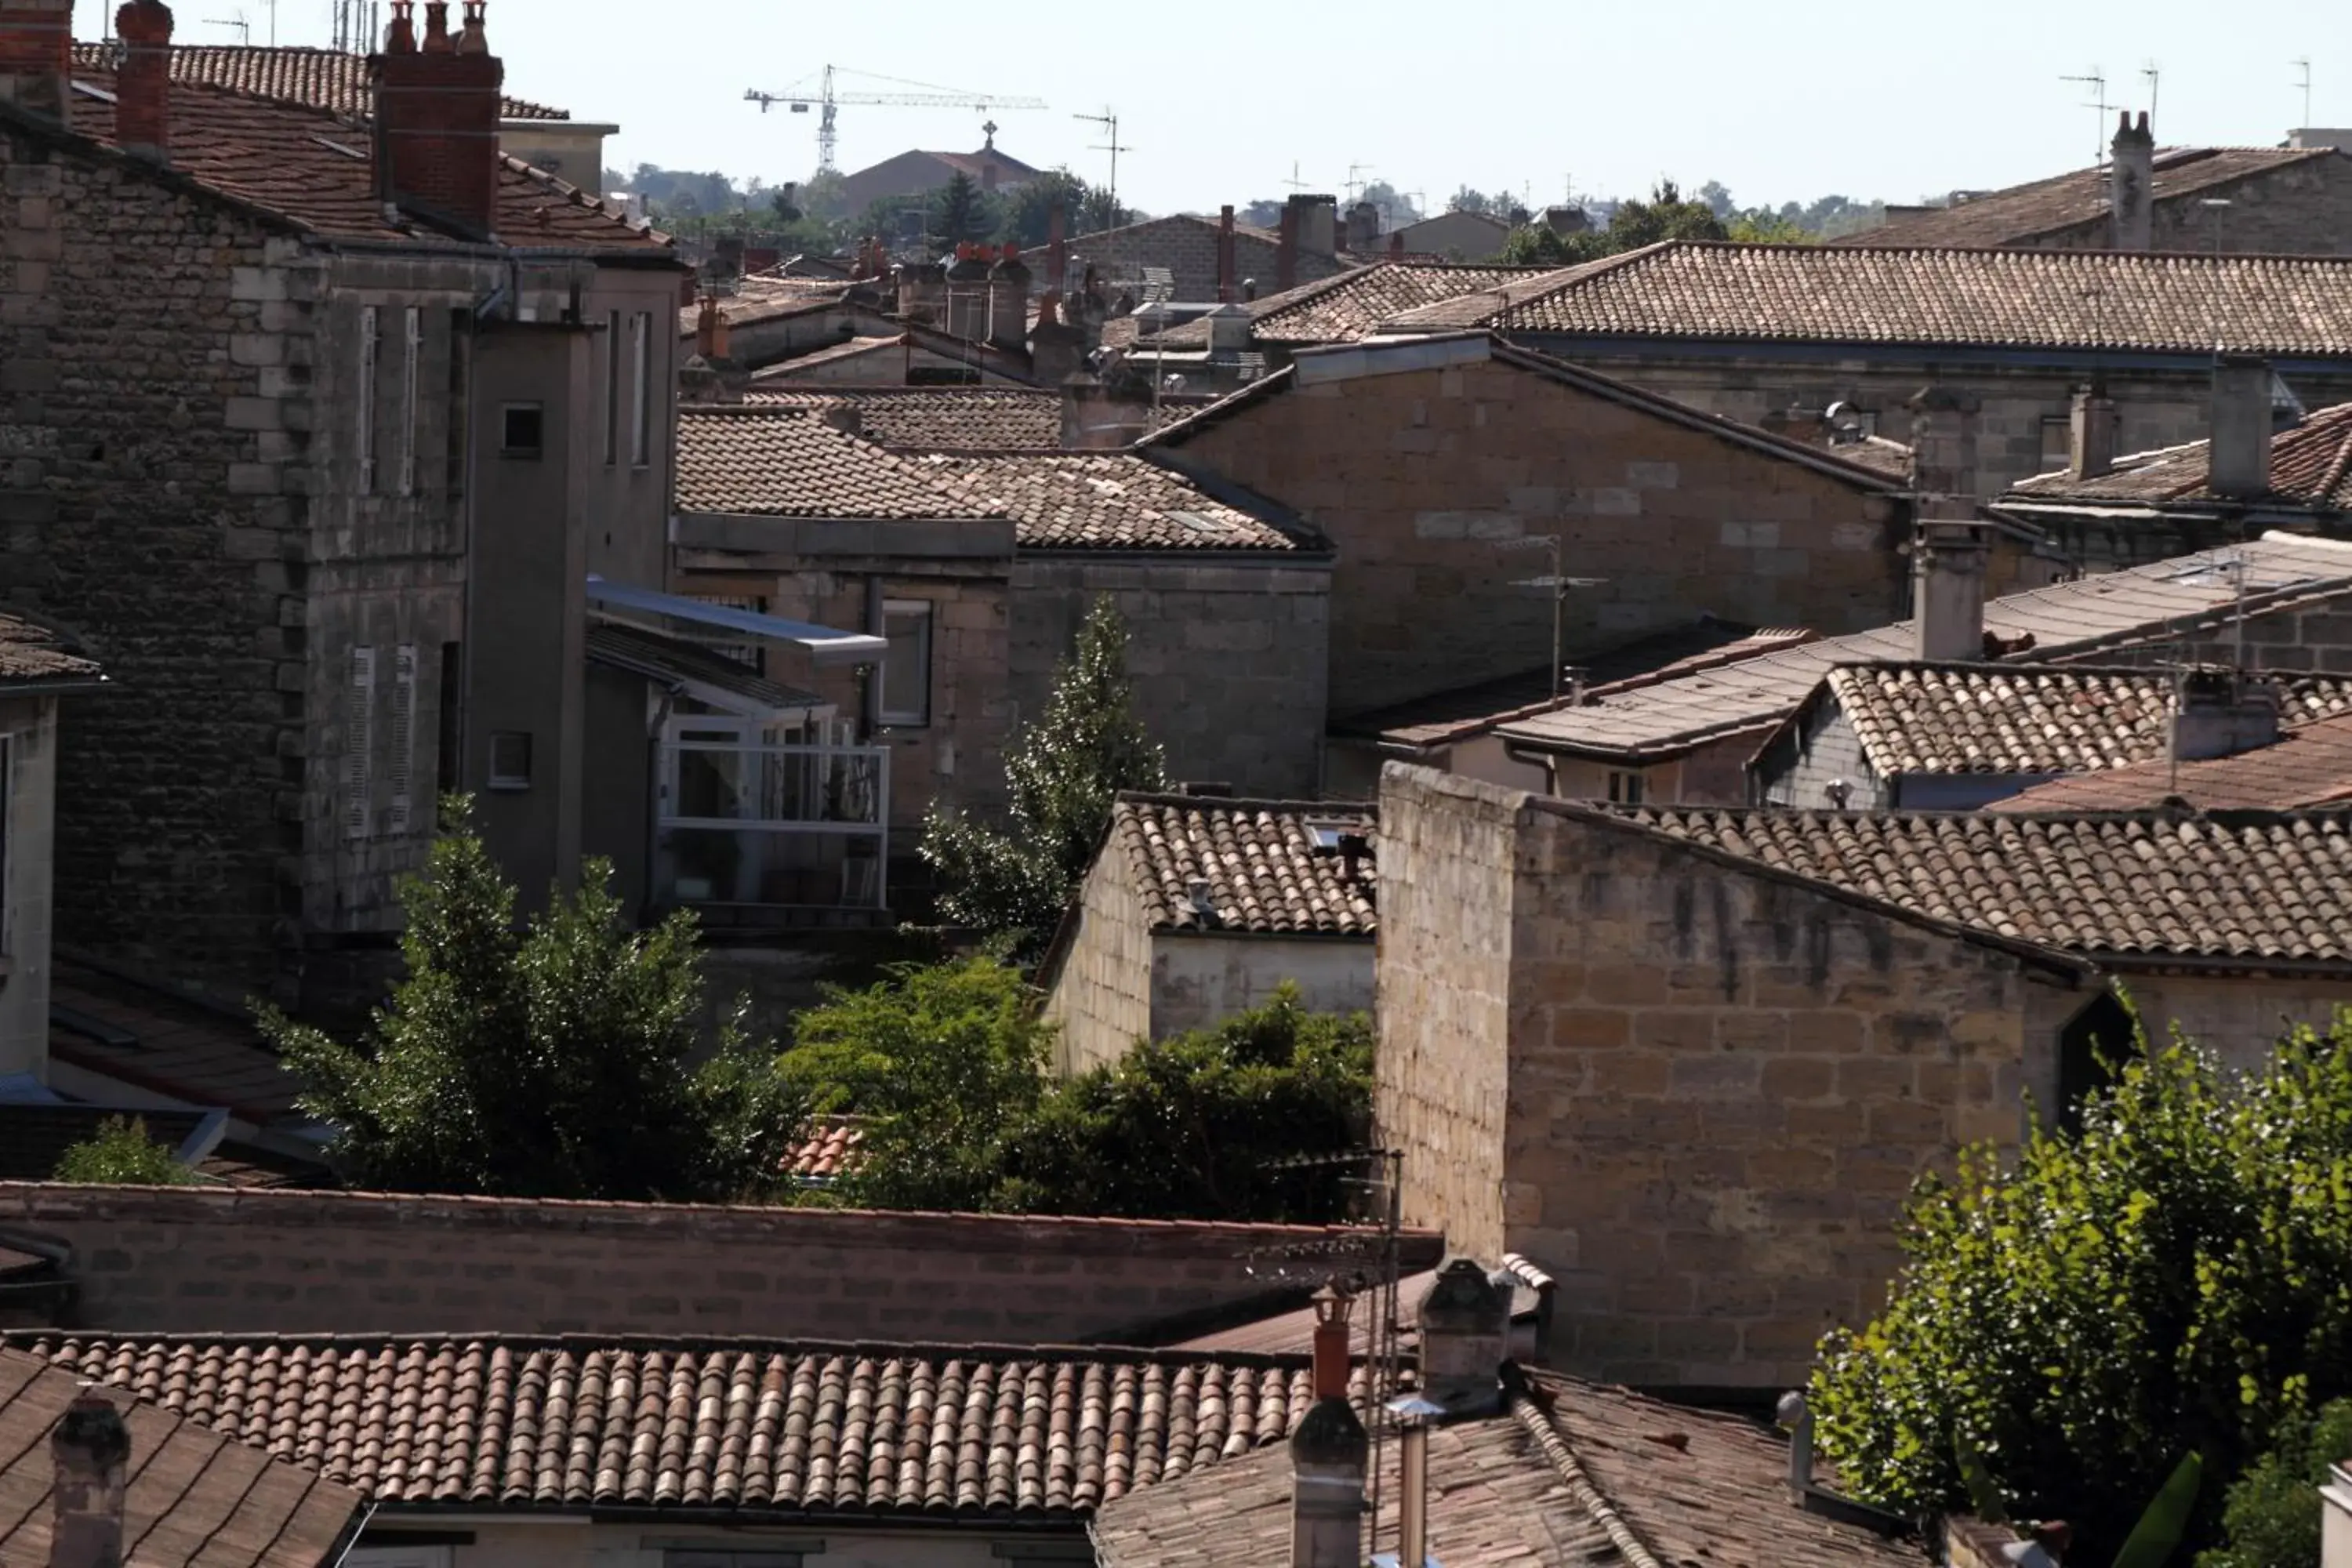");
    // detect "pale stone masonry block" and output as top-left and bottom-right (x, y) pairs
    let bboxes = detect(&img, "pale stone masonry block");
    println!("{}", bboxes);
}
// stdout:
(230, 265), (289, 303)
